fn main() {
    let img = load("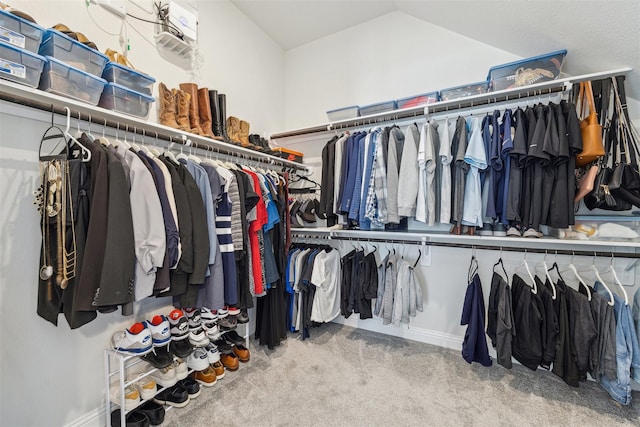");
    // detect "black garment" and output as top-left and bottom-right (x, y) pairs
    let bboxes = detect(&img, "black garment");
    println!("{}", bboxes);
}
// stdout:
(581, 287), (618, 382)
(451, 116), (469, 225)
(551, 279), (580, 387)
(511, 274), (544, 371)
(357, 251), (377, 320)
(535, 277), (559, 370)
(507, 109), (527, 223)
(547, 103), (571, 228)
(340, 250), (356, 318)
(566, 286), (598, 381)
(320, 136), (338, 226)
(486, 270), (514, 369)
(563, 100), (582, 226)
